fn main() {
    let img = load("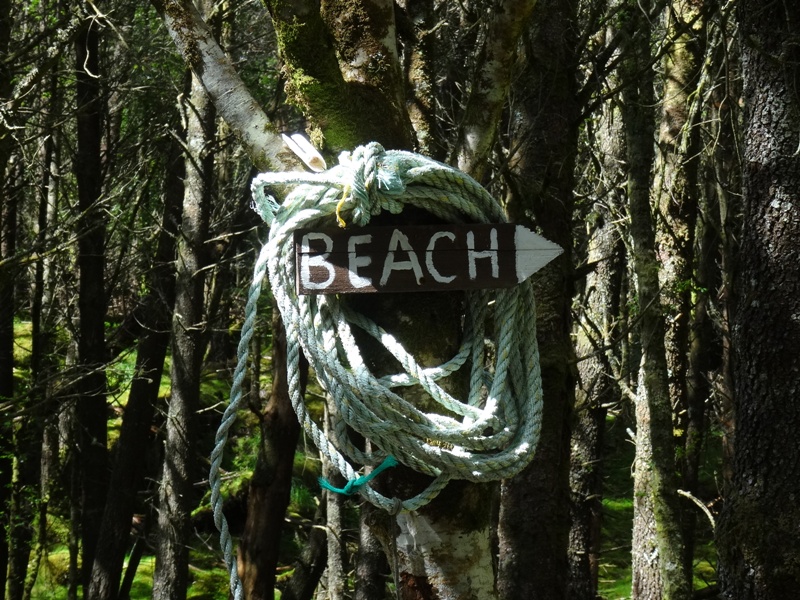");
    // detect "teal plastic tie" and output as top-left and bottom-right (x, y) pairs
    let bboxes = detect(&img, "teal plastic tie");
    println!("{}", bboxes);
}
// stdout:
(319, 455), (399, 496)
